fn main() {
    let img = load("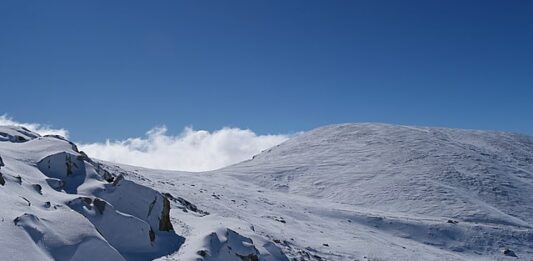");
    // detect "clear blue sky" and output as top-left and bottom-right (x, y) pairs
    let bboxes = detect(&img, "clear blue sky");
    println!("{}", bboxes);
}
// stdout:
(1, 0), (532, 141)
